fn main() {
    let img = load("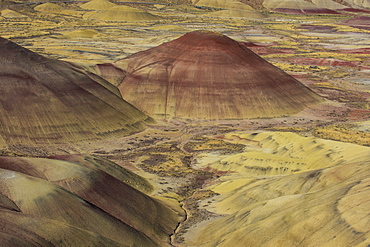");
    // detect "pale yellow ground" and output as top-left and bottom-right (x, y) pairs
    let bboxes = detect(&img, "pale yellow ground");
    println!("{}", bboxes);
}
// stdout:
(184, 132), (370, 246)
(208, 131), (369, 177)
